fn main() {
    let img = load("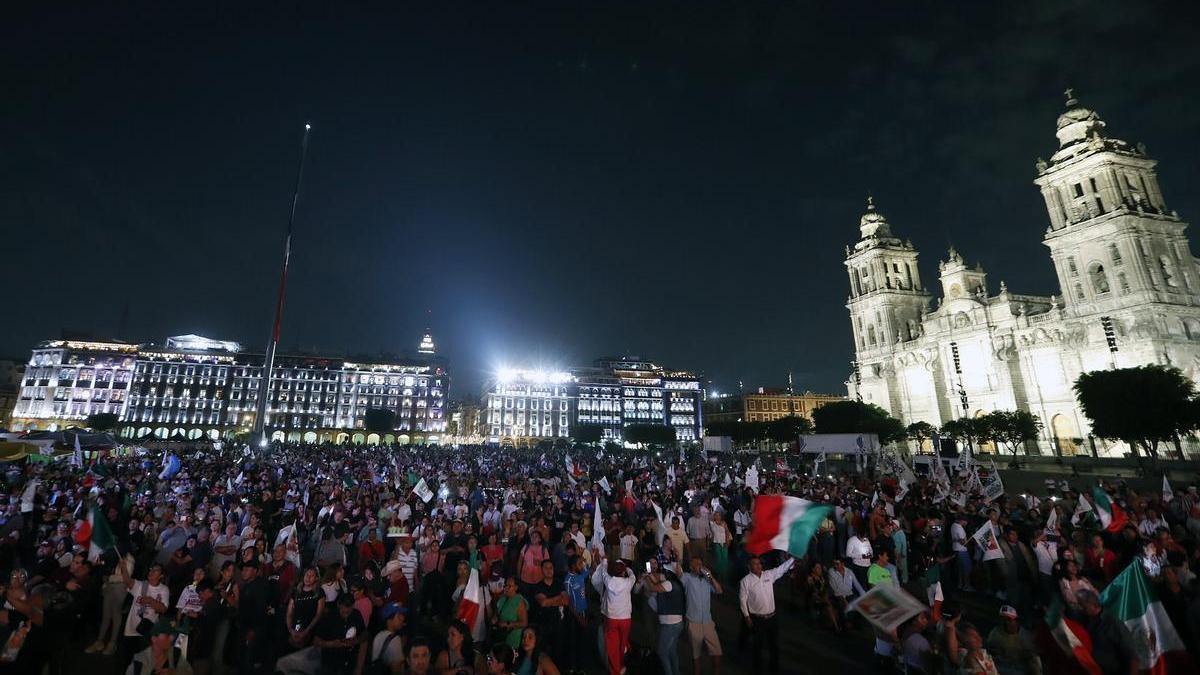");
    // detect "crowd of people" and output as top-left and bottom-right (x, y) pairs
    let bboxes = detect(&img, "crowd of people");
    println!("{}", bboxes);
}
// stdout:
(0, 440), (1197, 675)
